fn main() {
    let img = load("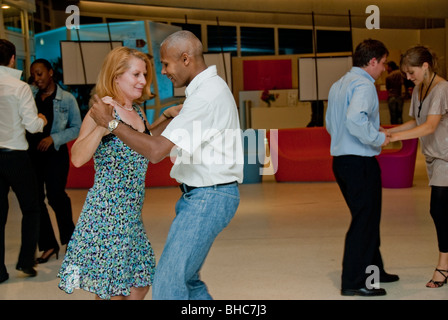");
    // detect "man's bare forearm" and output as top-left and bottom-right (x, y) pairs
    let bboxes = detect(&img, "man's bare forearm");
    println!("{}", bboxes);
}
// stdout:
(113, 122), (174, 163)
(149, 118), (172, 137)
